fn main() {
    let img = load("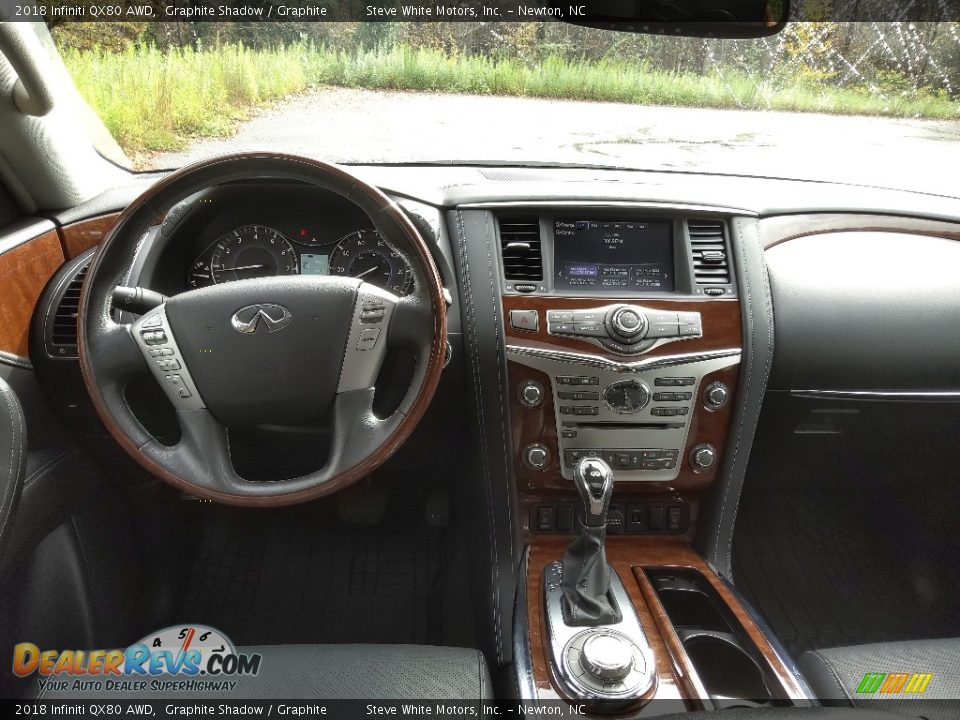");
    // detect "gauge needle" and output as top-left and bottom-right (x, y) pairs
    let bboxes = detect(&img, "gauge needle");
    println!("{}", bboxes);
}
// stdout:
(355, 266), (380, 278)
(215, 264), (266, 273)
